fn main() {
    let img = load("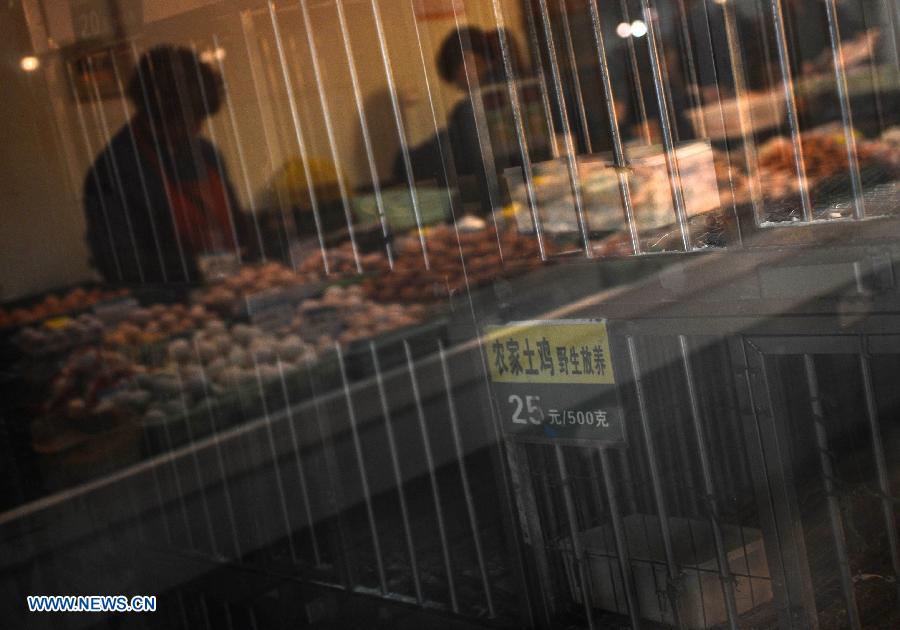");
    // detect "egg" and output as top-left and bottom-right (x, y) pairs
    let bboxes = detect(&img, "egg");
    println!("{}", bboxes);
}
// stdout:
(279, 335), (306, 362)
(213, 334), (232, 355)
(196, 340), (218, 364)
(167, 339), (193, 364)
(217, 366), (243, 386)
(231, 323), (254, 346)
(250, 340), (276, 365)
(205, 357), (228, 380)
(228, 346), (249, 368)
(257, 364), (281, 383)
